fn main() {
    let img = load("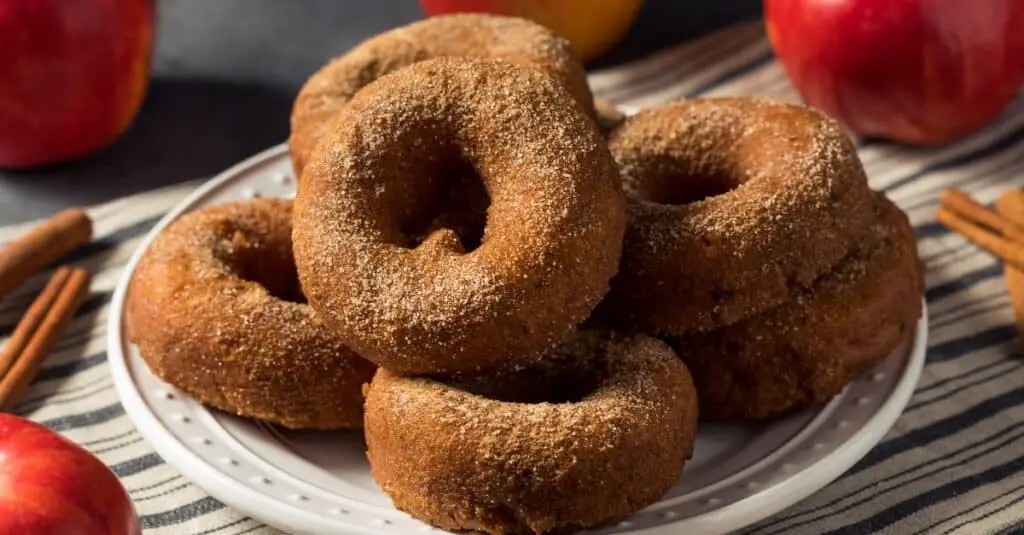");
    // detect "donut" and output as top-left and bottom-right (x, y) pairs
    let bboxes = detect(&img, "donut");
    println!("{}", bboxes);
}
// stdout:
(289, 13), (596, 176)
(668, 195), (924, 420)
(600, 97), (877, 334)
(364, 330), (698, 535)
(126, 199), (375, 429)
(293, 58), (626, 375)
